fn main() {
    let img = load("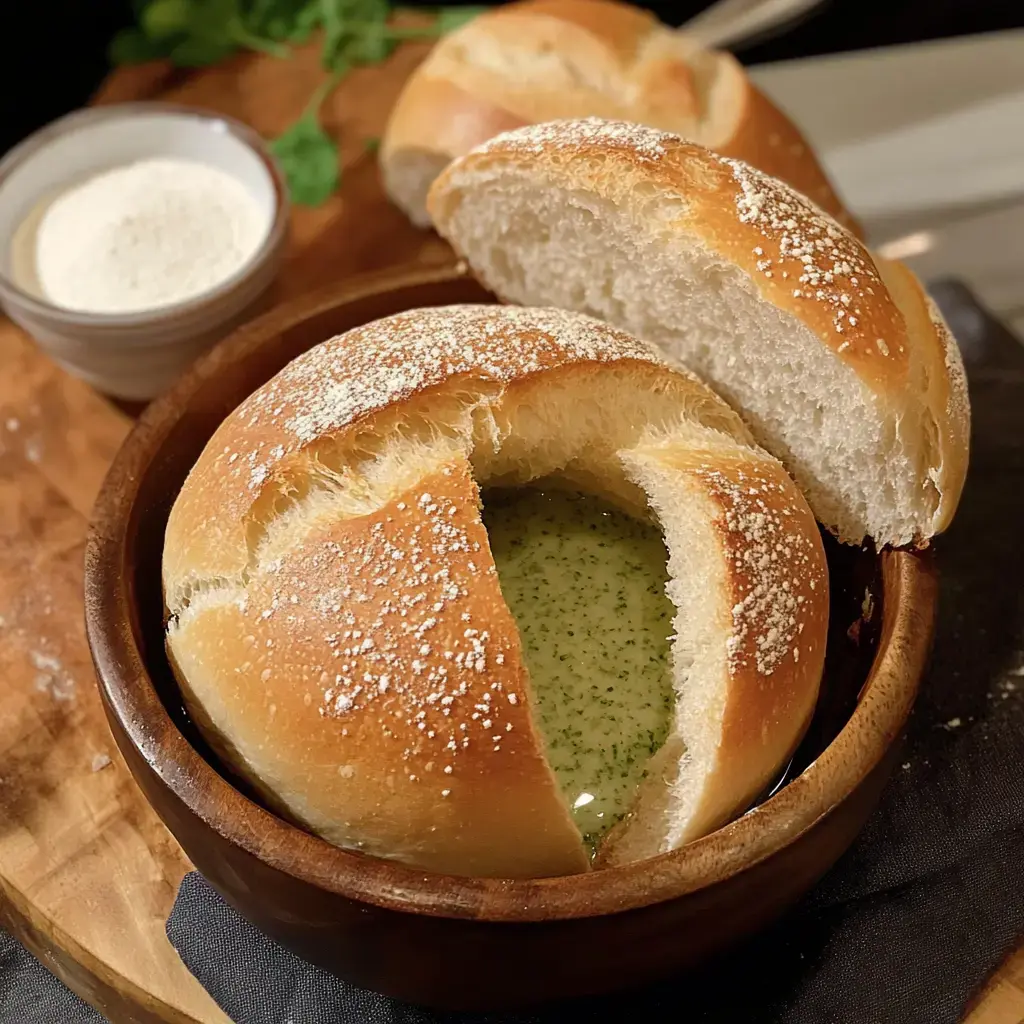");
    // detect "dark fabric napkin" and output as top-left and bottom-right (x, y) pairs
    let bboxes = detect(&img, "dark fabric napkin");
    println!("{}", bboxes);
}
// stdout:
(0, 931), (100, 1023)
(2, 280), (1023, 1024)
